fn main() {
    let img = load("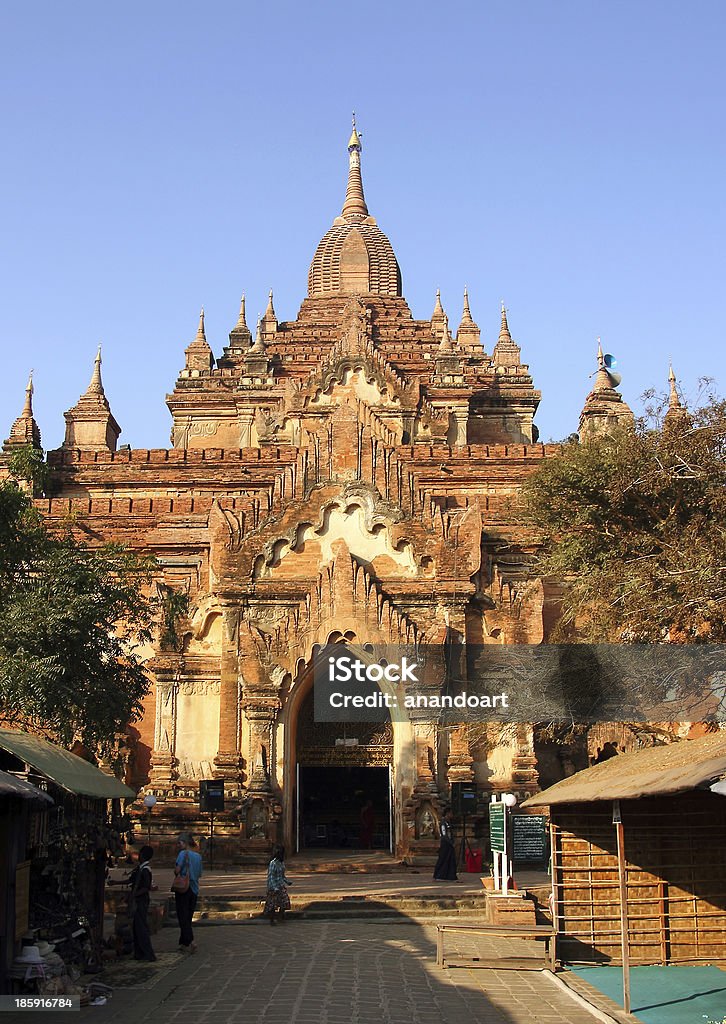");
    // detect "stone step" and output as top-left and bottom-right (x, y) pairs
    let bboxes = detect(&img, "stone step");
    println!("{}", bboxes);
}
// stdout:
(287, 860), (408, 874)
(172, 893), (486, 922)
(195, 899), (484, 914)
